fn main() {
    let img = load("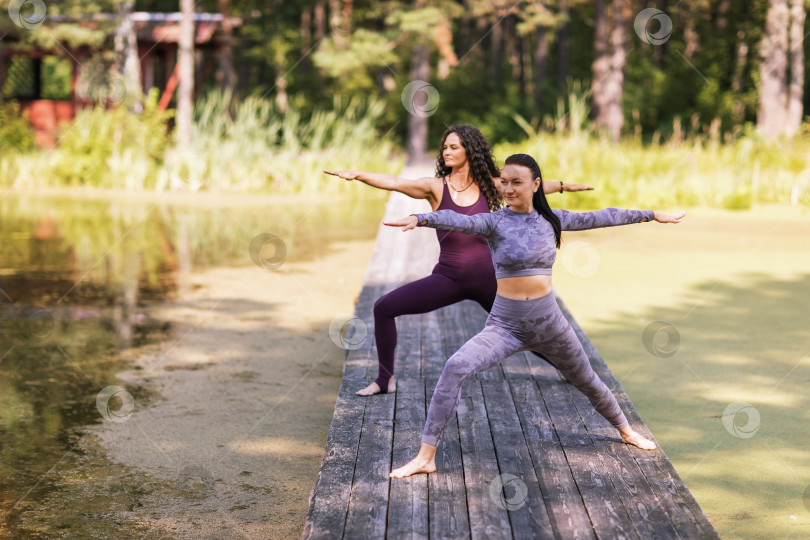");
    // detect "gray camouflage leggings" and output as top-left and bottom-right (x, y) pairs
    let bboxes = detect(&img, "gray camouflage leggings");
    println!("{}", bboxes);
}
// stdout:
(422, 292), (630, 446)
